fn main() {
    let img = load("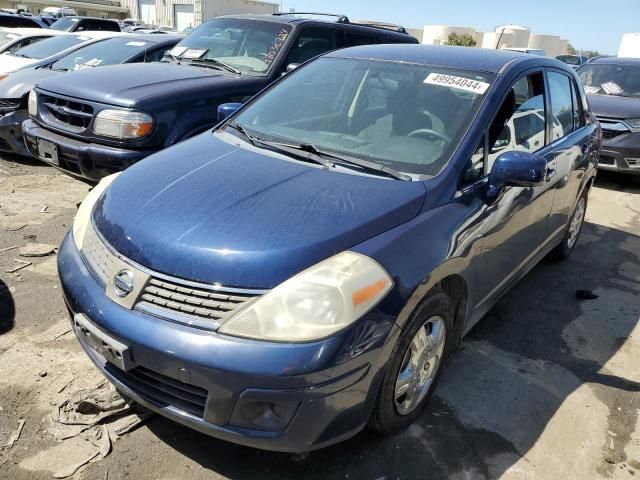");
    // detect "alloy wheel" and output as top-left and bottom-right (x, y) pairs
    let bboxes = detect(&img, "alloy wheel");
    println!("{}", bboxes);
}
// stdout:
(394, 316), (446, 416)
(567, 197), (586, 249)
